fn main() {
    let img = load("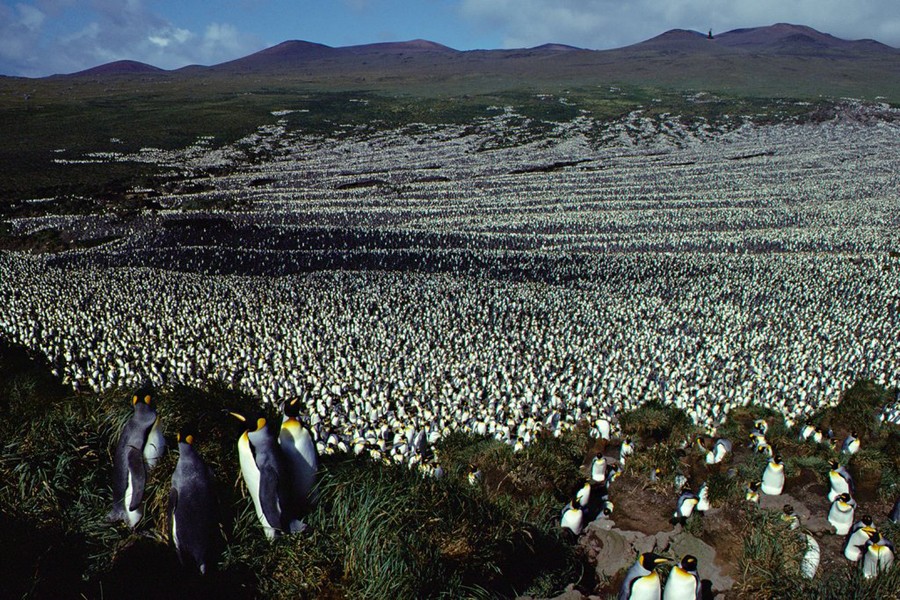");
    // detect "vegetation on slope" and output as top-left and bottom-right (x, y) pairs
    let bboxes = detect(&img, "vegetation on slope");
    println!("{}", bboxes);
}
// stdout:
(0, 335), (898, 599)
